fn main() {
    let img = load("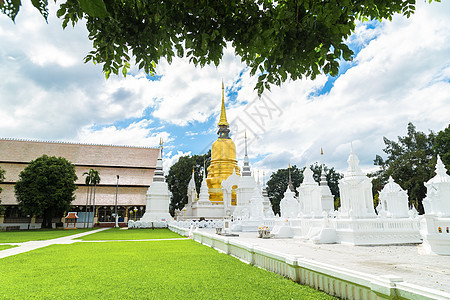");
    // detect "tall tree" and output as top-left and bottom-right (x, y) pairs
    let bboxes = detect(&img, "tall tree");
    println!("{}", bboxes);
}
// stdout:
(83, 168), (100, 227)
(433, 124), (450, 172)
(266, 163), (343, 215)
(1, 0), (437, 95)
(15, 155), (78, 228)
(266, 165), (303, 216)
(90, 169), (100, 224)
(371, 122), (438, 213)
(166, 150), (211, 215)
(0, 166), (5, 215)
(309, 162), (343, 202)
(83, 170), (92, 227)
